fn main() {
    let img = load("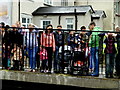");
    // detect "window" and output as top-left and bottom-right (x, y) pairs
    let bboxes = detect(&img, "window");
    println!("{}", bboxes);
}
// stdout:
(66, 18), (73, 30)
(61, 0), (68, 6)
(115, 1), (120, 14)
(22, 18), (32, 28)
(41, 20), (51, 29)
(44, 0), (52, 5)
